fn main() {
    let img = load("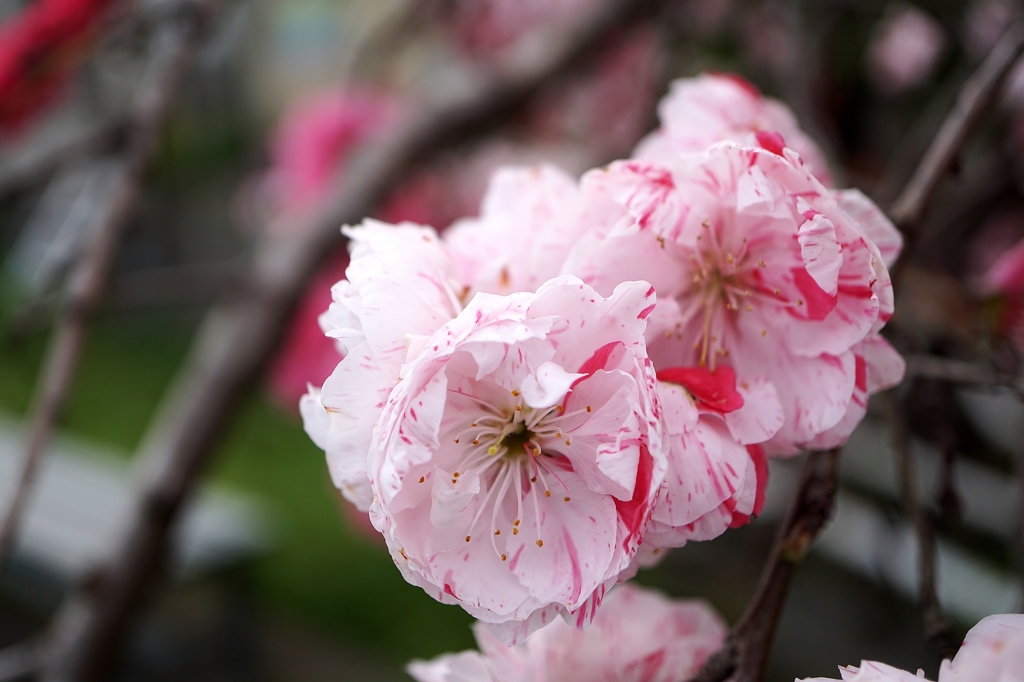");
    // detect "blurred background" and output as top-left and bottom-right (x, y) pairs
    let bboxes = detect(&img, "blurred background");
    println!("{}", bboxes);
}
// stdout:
(0, 0), (1022, 680)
